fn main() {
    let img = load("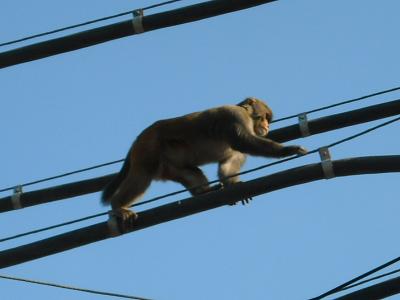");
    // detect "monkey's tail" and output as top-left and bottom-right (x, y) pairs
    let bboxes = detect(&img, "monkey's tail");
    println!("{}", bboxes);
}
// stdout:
(101, 152), (131, 205)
